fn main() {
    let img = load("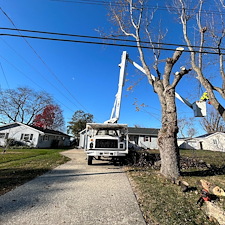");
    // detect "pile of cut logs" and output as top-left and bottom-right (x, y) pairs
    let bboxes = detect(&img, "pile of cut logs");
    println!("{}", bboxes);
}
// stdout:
(178, 179), (225, 224)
